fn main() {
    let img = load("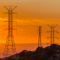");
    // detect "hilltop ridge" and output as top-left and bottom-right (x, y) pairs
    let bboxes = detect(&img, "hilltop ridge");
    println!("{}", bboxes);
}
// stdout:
(2, 44), (60, 60)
